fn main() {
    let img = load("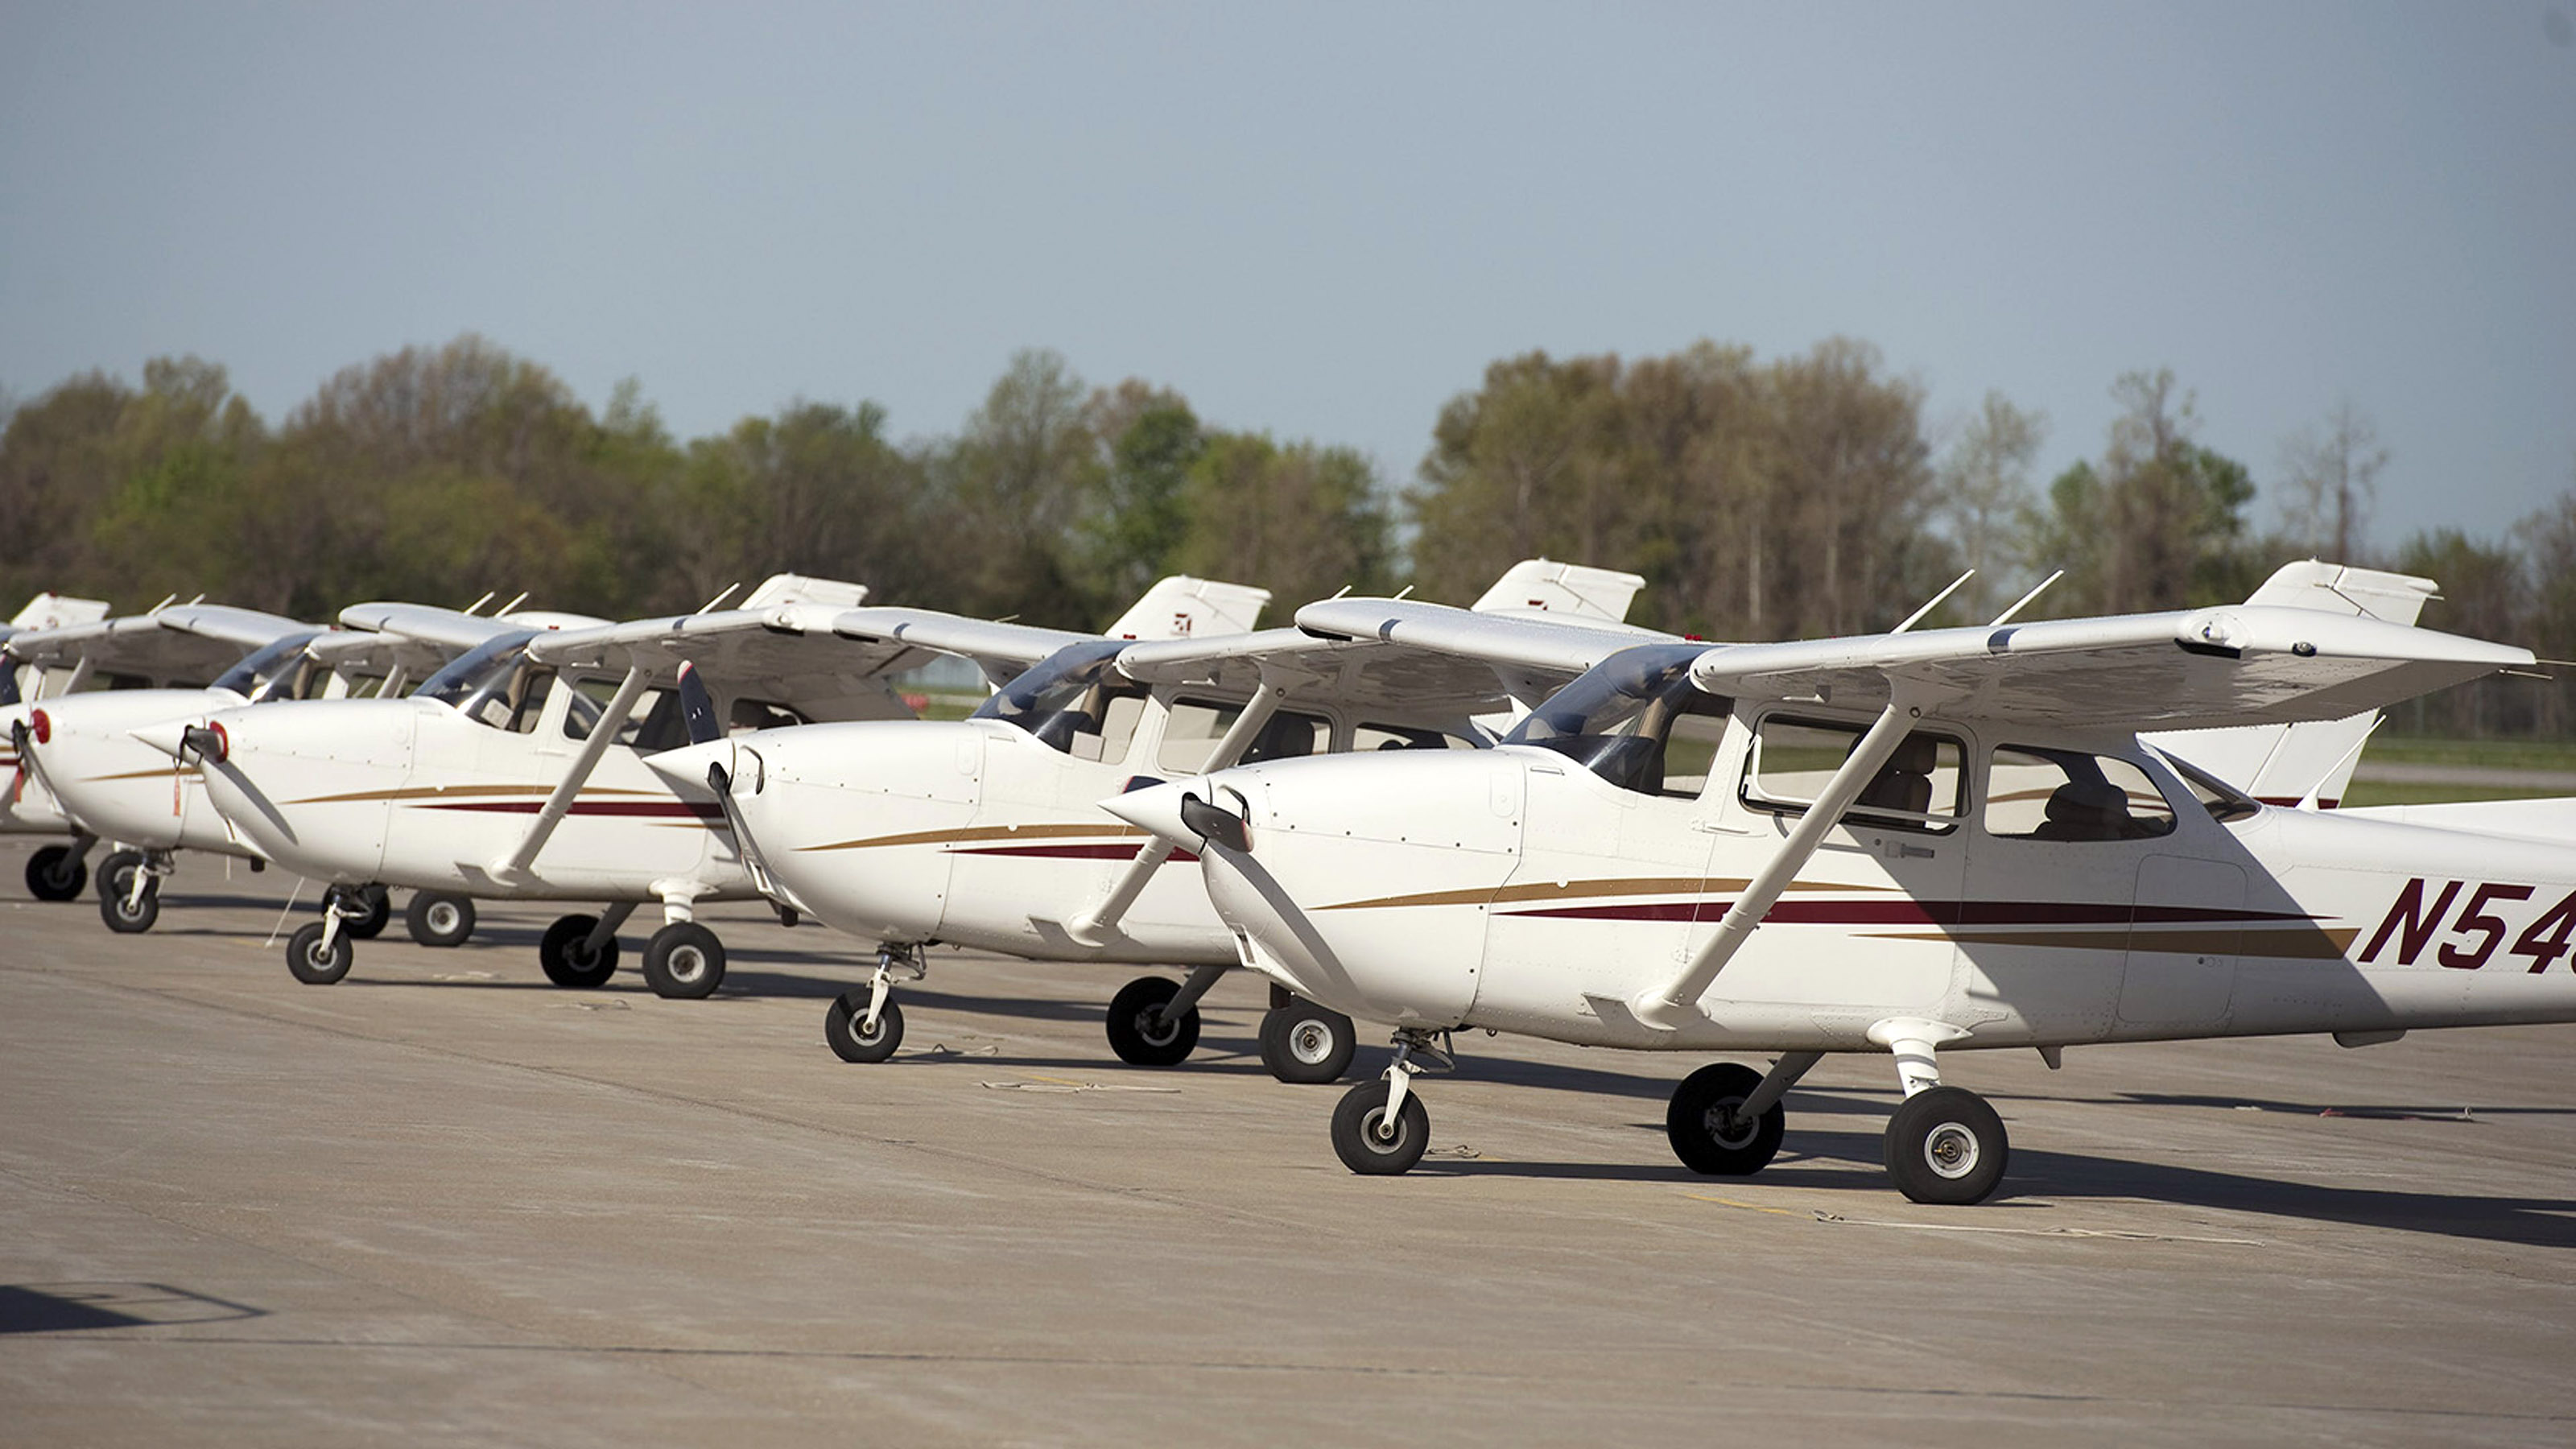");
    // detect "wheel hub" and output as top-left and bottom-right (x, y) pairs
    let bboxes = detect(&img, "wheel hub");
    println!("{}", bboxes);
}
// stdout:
(427, 902), (460, 933)
(1924, 1122), (1979, 1179)
(1288, 1021), (1334, 1064)
(1703, 1101), (1758, 1150)
(667, 947), (705, 983)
